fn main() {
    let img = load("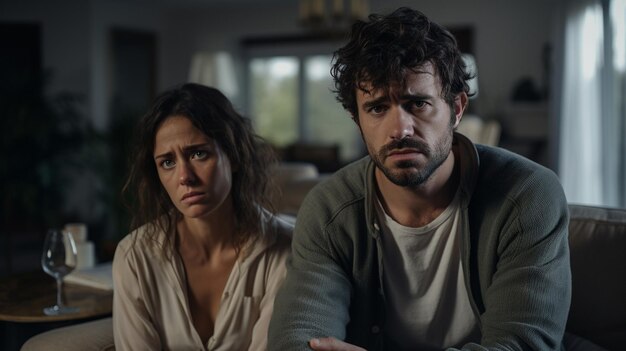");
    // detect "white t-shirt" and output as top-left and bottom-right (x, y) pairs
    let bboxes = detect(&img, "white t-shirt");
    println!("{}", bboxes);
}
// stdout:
(377, 191), (480, 350)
